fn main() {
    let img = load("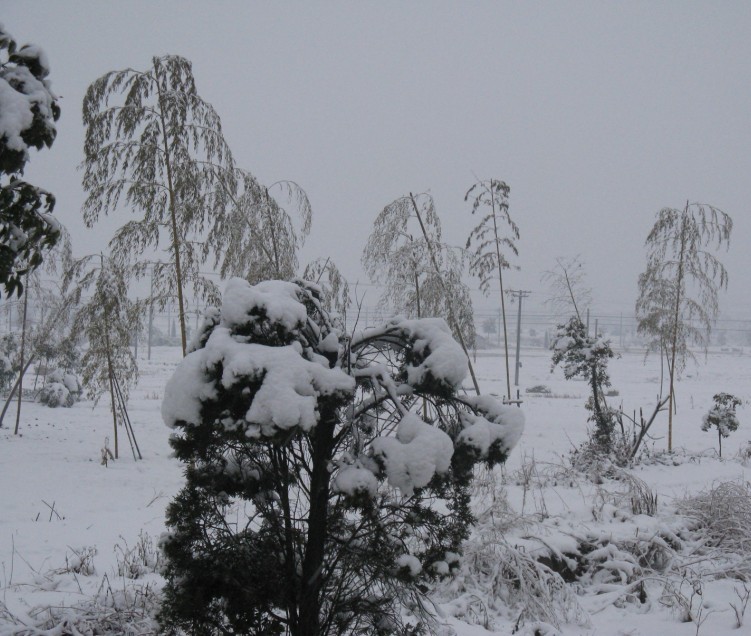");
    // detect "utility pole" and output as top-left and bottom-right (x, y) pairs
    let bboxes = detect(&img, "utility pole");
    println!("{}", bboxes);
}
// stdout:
(507, 290), (531, 388)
